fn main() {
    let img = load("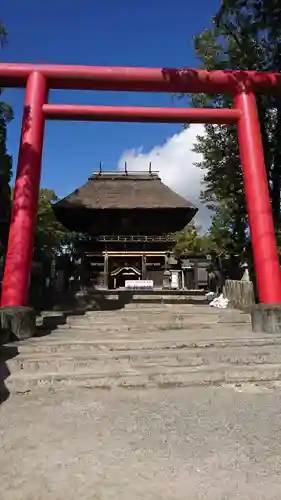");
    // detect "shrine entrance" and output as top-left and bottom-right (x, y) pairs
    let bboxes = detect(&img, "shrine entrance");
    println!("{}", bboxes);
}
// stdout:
(0, 63), (280, 306)
(110, 266), (141, 289)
